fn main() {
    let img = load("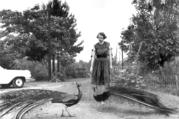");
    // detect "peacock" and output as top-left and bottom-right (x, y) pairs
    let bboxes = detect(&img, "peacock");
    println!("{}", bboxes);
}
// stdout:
(93, 85), (177, 116)
(0, 82), (82, 119)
